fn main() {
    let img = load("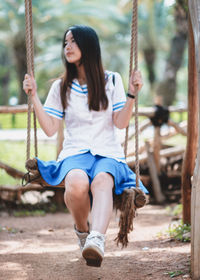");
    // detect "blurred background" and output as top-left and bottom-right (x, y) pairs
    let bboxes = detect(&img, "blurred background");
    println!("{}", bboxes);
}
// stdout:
(0, 0), (188, 203)
(0, 0), (188, 108)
